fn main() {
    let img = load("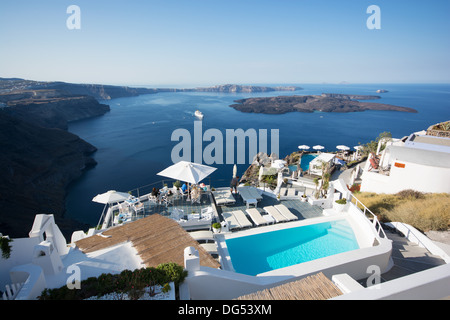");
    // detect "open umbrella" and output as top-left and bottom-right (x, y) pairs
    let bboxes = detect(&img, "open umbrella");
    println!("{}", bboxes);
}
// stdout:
(92, 190), (130, 204)
(157, 161), (217, 185)
(298, 145), (310, 150)
(336, 145), (350, 151)
(313, 145), (325, 151)
(93, 190), (130, 229)
(157, 161), (217, 199)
